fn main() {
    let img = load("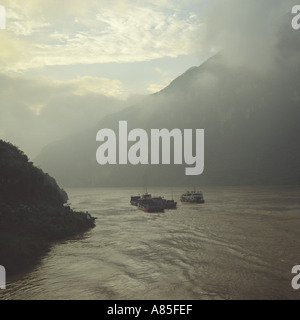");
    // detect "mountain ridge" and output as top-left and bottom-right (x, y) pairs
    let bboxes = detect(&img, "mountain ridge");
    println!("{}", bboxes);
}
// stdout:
(34, 48), (300, 187)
